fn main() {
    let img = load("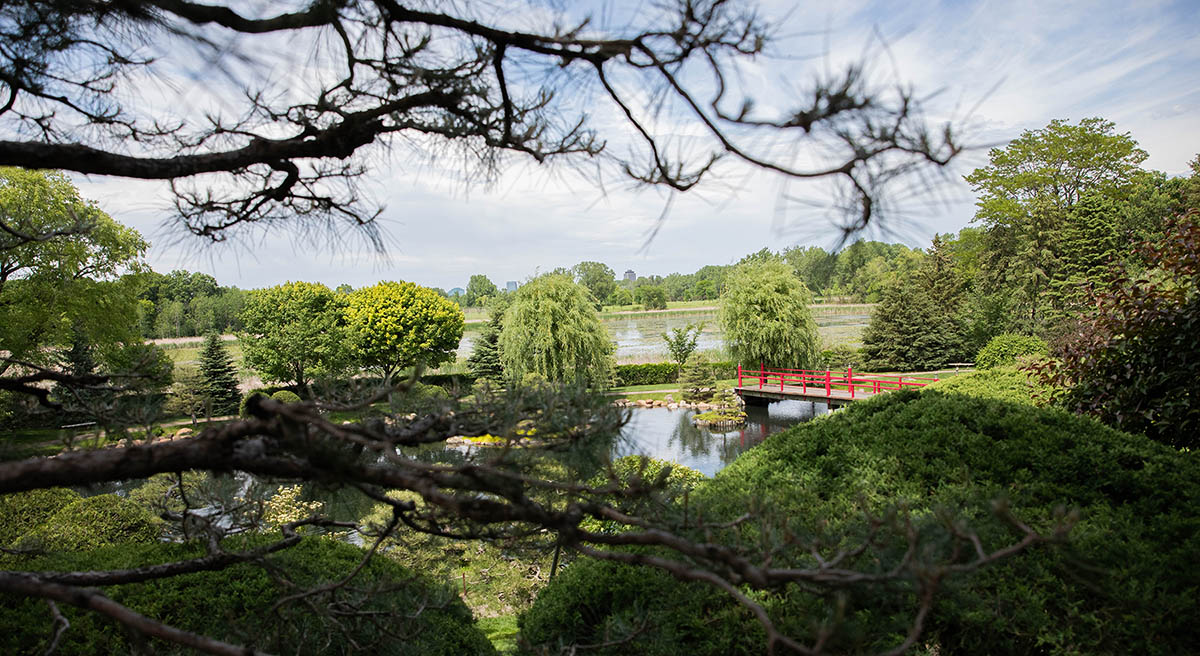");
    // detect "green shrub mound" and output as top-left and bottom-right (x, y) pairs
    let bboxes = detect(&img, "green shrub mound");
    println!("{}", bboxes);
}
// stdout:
(974, 333), (1048, 369)
(0, 537), (496, 656)
(0, 488), (81, 546)
(14, 494), (163, 551)
(522, 390), (1200, 655)
(238, 389), (269, 417)
(270, 389), (302, 404)
(930, 366), (1049, 406)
